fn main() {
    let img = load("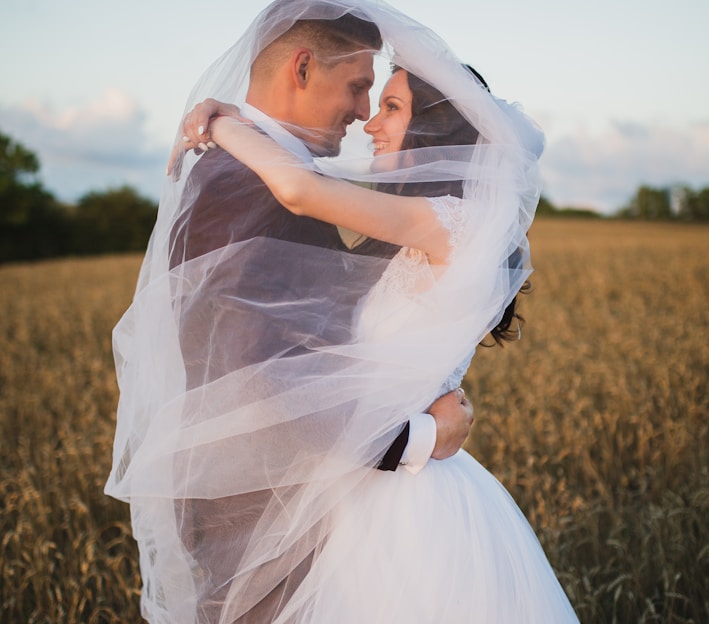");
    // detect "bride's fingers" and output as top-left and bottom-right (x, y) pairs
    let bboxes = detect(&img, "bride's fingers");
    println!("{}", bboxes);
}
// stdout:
(187, 99), (221, 139)
(166, 133), (204, 178)
(182, 99), (250, 151)
(170, 98), (237, 176)
(184, 113), (221, 150)
(167, 142), (185, 179)
(181, 111), (203, 148)
(180, 122), (215, 156)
